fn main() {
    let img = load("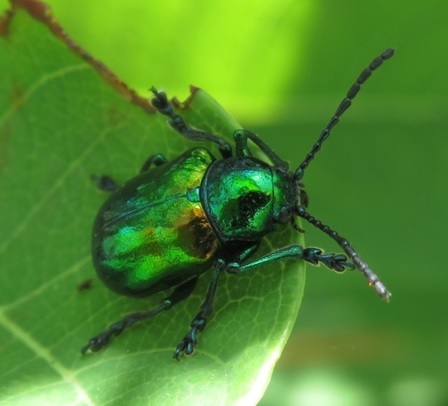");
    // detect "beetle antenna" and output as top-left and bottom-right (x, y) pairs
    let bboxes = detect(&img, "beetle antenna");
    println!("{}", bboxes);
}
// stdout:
(295, 206), (392, 301)
(294, 48), (394, 181)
